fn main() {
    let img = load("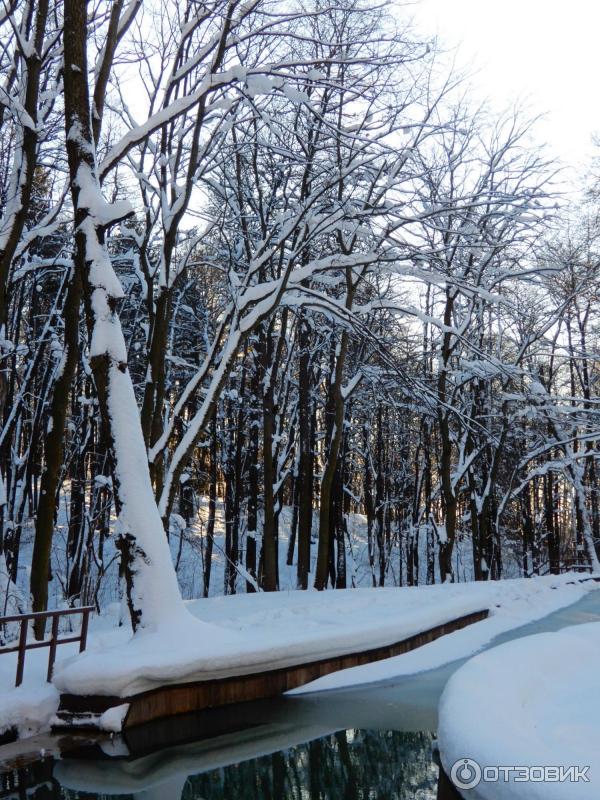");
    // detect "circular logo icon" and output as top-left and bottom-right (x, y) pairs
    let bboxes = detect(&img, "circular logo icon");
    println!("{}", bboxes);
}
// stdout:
(450, 758), (482, 790)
